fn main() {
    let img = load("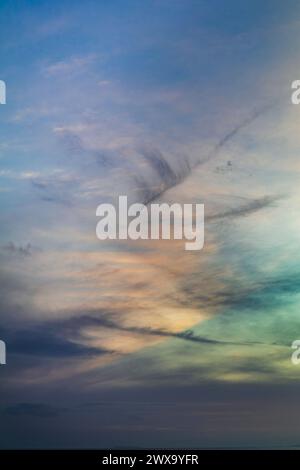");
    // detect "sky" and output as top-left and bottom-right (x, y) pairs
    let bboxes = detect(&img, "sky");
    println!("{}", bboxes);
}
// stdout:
(1, 0), (300, 448)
